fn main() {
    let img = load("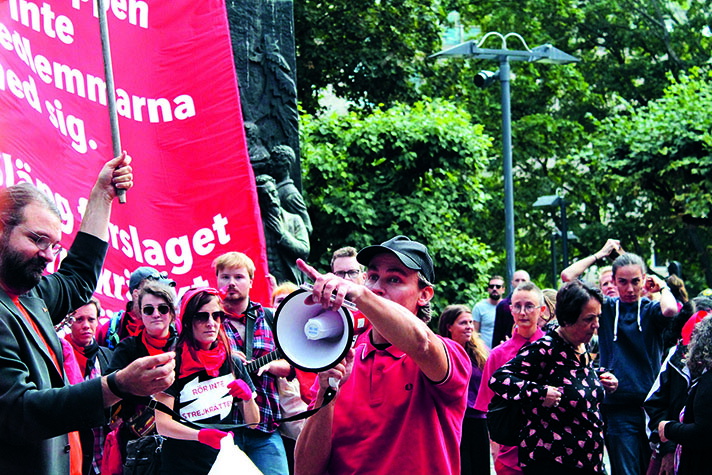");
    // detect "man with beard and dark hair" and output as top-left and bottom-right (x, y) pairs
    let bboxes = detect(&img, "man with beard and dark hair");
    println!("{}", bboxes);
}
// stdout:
(0, 154), (176, 475)
(472, 274), (504, 348)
